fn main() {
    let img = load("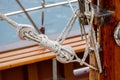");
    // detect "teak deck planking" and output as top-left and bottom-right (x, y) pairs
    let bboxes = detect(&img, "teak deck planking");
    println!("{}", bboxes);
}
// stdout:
(0, 35), (86, 71)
